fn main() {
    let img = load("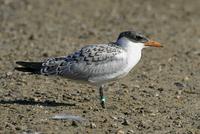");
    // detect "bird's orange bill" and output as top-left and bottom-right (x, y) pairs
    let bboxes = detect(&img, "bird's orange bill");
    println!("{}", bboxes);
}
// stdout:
(144, 40), (163, 47)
